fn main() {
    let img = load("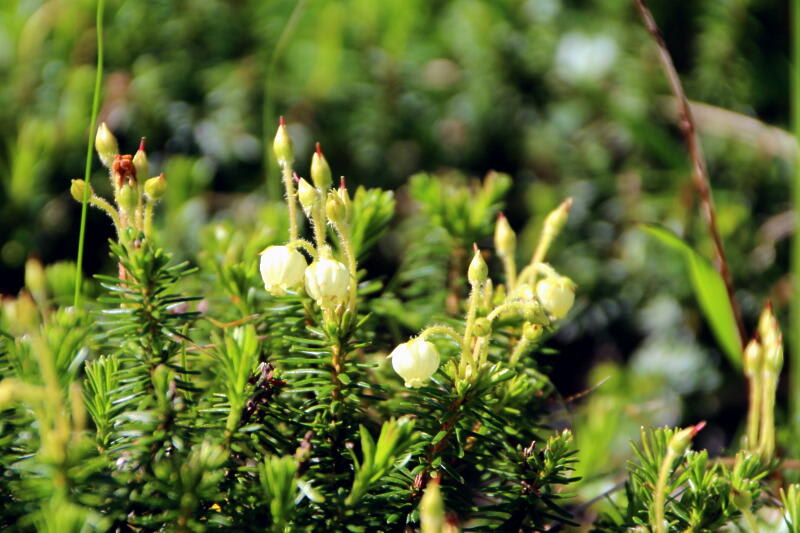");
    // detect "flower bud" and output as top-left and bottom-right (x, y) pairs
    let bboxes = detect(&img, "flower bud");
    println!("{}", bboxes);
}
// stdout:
(273, 116), (294, 166)
(70, 179), (93, 203)
(95, 122), (119, 168)
(336, 177), (352, 222)
(304, 258), (349, 306)
(523, 323), (543, 342)
(116, 184), (138, 212)
(758, 302), (777, 348)
(133, 138), (148, 181)
(144, 173), (167, 201)
(536, 276), (575, 319)
(389, 338), (440, 388)
(326, 190), (346, 225)
(420, 478), (445, 533)
(473, 317), (491, 337)
(310, 142), (332, 190)
(667, 421), (705, 456)
(543, 197), (573, 237)
(259, 245), (307, 295)
(24, 256), (46, 300)
(731, 489), (752, 512)
(297, 177), (318, 217)
(494, 213), (516, 258)
(743, 338), (762, 379)
(468, 245), (488, 285)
